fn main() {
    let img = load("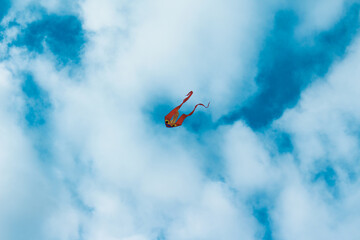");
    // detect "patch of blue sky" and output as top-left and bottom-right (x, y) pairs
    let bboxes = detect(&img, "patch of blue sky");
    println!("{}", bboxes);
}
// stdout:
(249, 193), (273, 240)
(20, 73), (55, 166)
(312, 165), (339, 198)
(13, 13), (86, 66)
(184, 111), (213, 134)
(246, 192), (274, 240)
(314, 166), (337, 188)
(0, 0), (10, 22)
(218, 3), (360, 130)
(21, 73), (51, 127)
(274, 133), (293, 154)
(253, 207), (273, 240)
(146, 102), (171, 127)
(266, 130), (294, 154)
